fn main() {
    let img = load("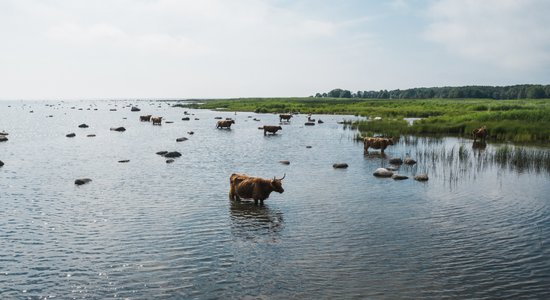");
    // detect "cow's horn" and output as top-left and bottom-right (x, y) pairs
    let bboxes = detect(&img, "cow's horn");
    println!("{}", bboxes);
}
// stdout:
(279, 173), (286, 180)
